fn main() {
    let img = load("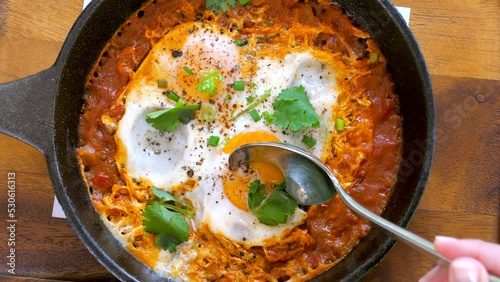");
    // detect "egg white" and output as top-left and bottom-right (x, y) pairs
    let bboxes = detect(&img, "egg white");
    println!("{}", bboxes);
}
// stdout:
(115, 22), (340, 249)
